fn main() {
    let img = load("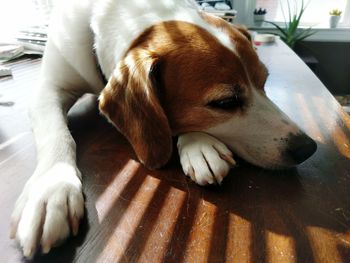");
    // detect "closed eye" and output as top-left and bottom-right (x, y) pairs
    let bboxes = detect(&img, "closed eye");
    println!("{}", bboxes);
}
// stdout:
(208, 96), (244, 110)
